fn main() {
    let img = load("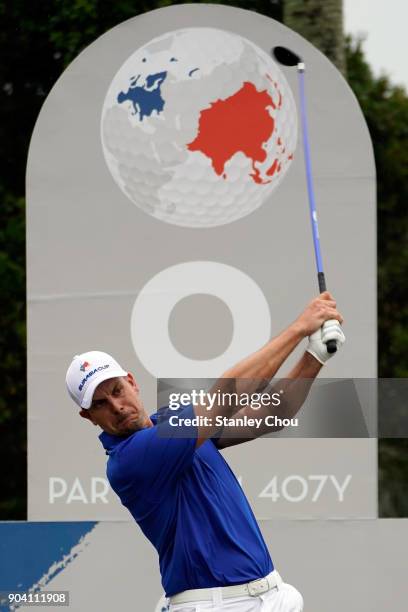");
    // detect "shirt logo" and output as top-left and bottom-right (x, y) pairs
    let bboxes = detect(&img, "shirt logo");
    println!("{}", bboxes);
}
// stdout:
(80, 361), (90, 372)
